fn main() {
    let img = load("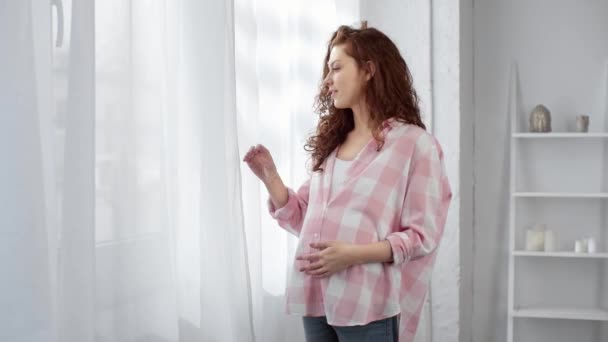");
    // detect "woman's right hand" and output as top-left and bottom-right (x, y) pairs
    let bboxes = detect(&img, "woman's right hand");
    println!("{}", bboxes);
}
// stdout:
(242, 144), (279, 185)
